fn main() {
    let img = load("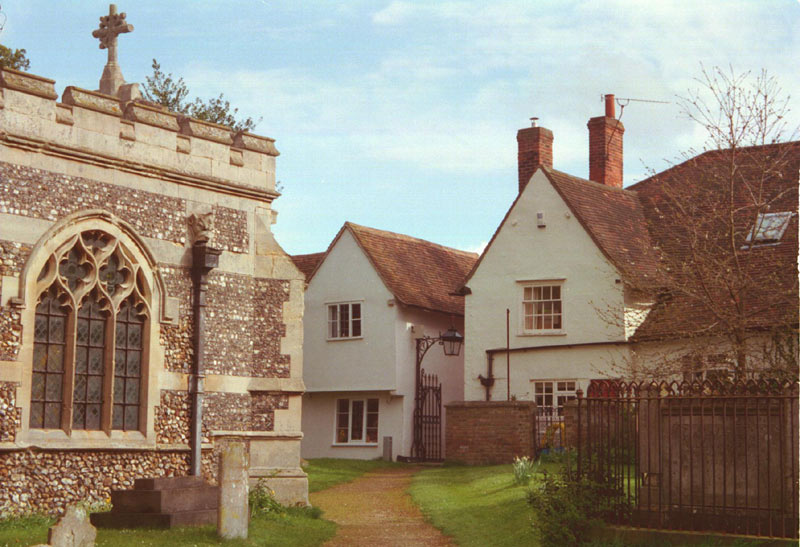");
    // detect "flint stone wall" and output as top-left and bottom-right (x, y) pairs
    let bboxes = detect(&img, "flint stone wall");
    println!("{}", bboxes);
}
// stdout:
(156, 389), (289, 445)
(0, 240), (32, 361)
(0, 381), (22, 442)
(0, 450), (191, 516)
(158, 268), (291, 377)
